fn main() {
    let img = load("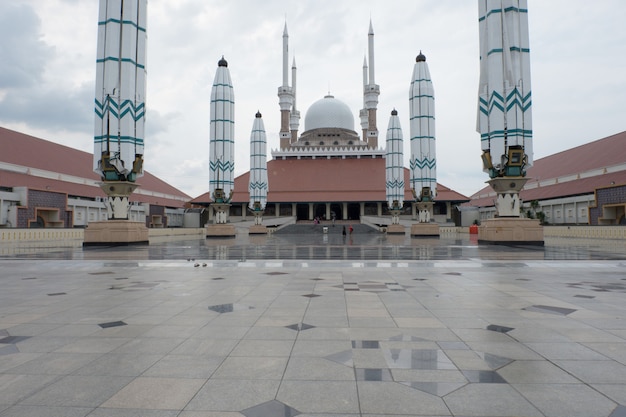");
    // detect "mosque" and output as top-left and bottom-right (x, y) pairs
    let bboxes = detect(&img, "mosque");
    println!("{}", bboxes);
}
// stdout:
(191, 22), (470, 225)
